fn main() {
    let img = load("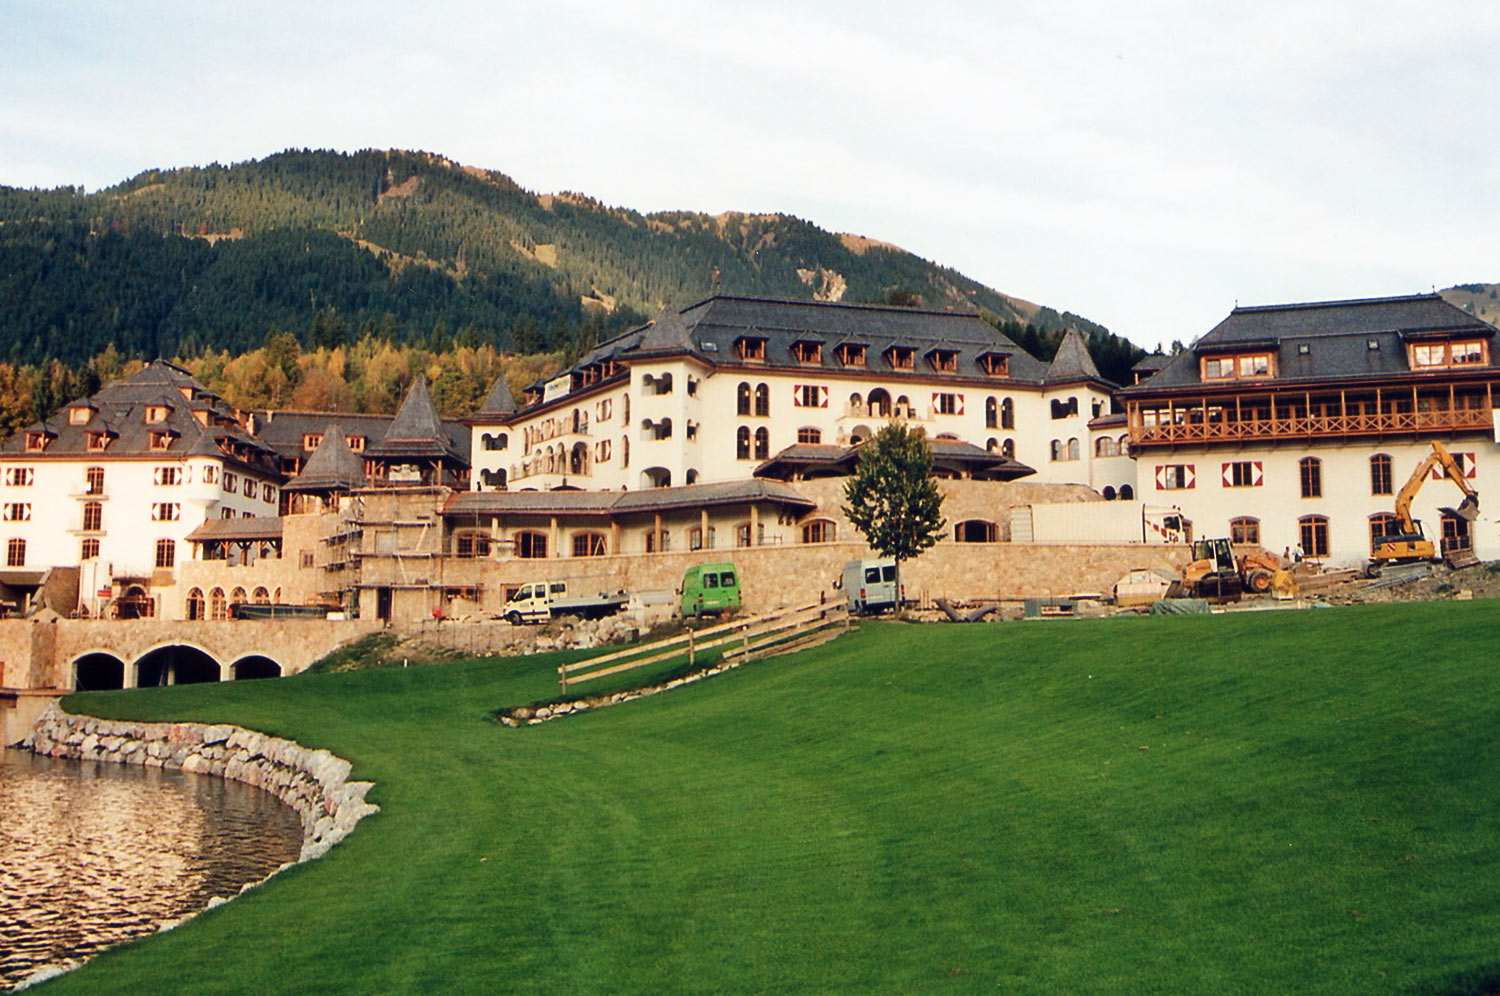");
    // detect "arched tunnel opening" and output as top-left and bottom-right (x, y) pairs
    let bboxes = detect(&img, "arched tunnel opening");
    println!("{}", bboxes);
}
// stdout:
(74, 653), (126, 691)
(134, 645), (222, 687)
(232, 655), (282, 680)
